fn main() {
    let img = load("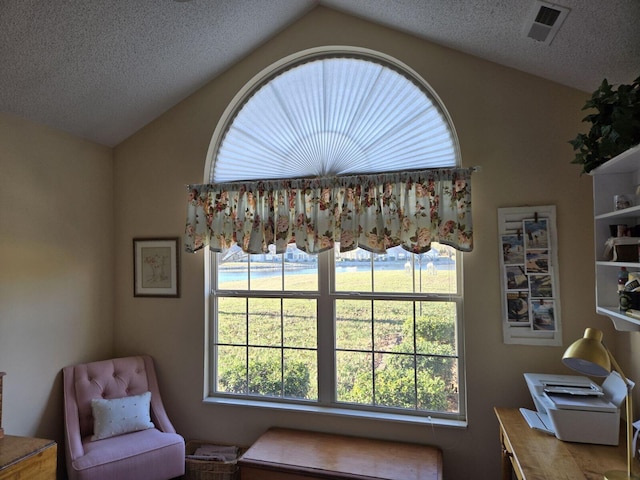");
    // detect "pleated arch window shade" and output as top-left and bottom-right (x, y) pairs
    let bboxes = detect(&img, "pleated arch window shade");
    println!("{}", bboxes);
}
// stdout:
(210, 50), (458, 183)
(185, 48), (473, 254)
